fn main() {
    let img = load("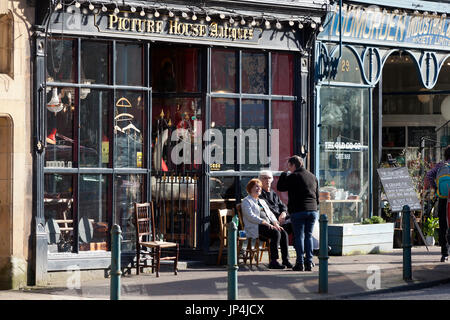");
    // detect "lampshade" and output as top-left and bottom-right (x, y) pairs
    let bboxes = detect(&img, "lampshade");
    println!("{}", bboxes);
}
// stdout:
(441, 96), (450, 120)
(47, 88), (64, 114)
